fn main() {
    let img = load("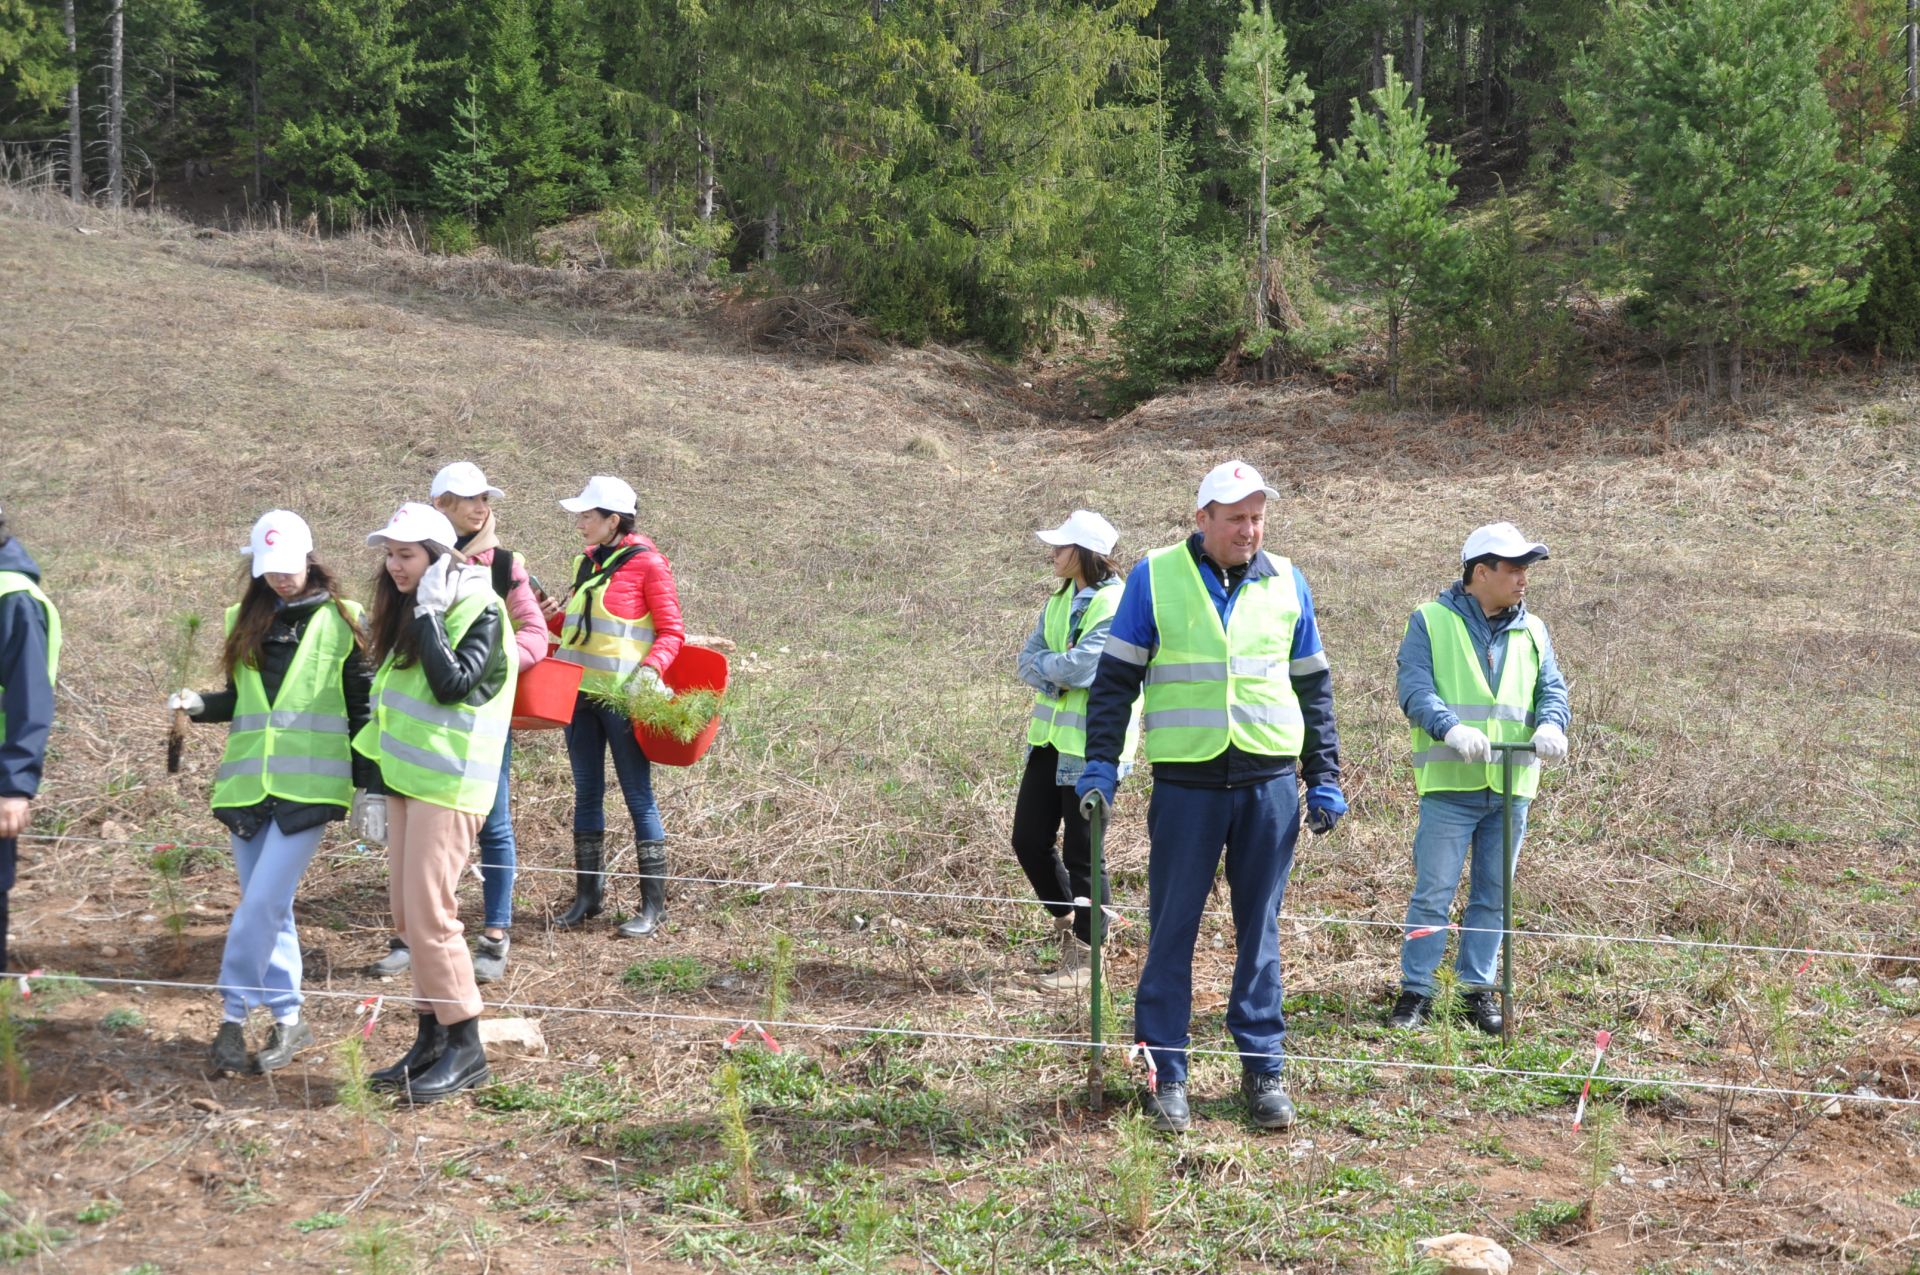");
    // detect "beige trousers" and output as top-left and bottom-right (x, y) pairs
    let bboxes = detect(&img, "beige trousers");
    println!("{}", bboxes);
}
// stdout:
(386, 795), (485, 1024)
